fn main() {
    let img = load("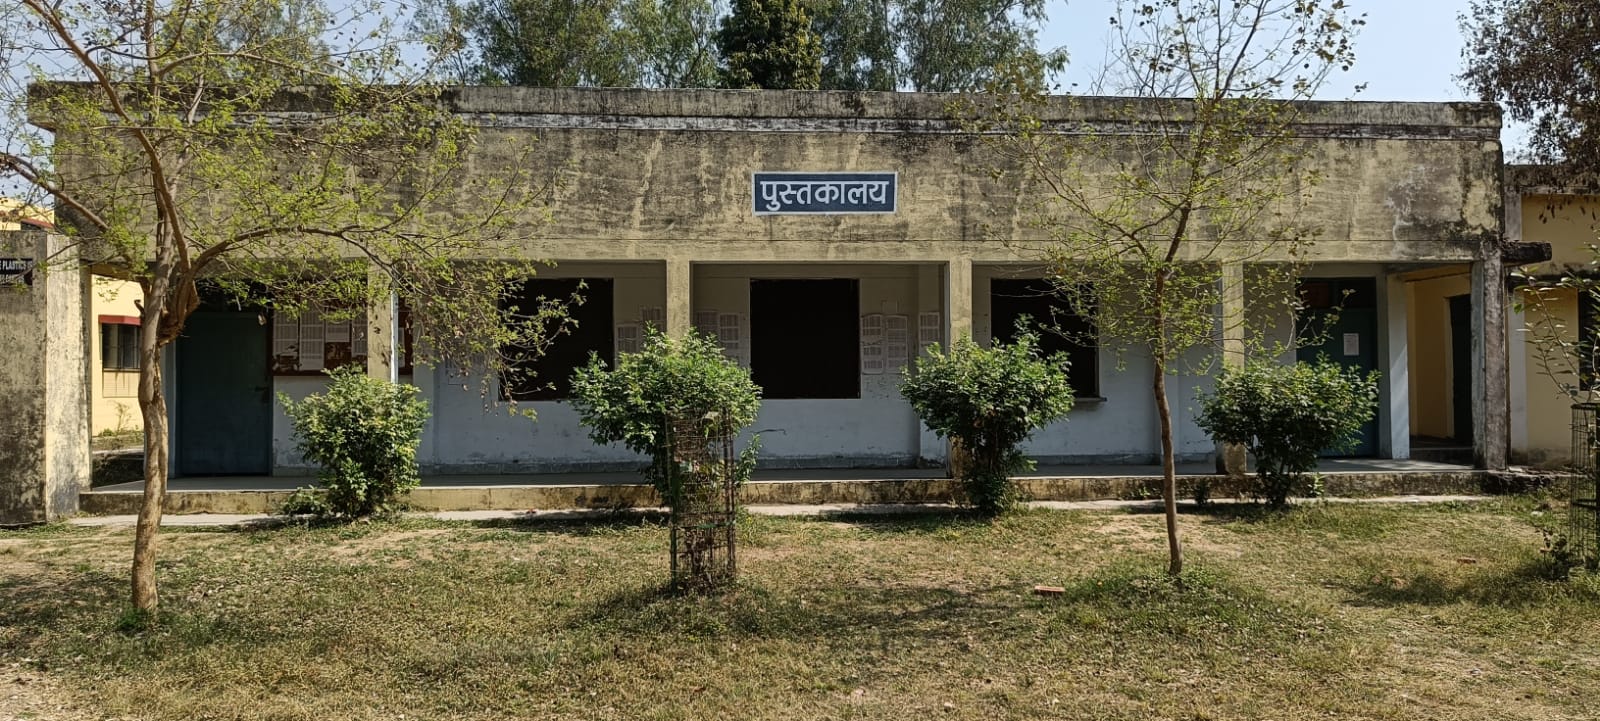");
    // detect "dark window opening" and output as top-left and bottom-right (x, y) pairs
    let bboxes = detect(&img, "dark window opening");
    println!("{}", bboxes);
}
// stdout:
(990, 278), (1098, 398)
(502, 278), (613, 401)
(100, 322), (140, 371)
(751, 278), (860, 399)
